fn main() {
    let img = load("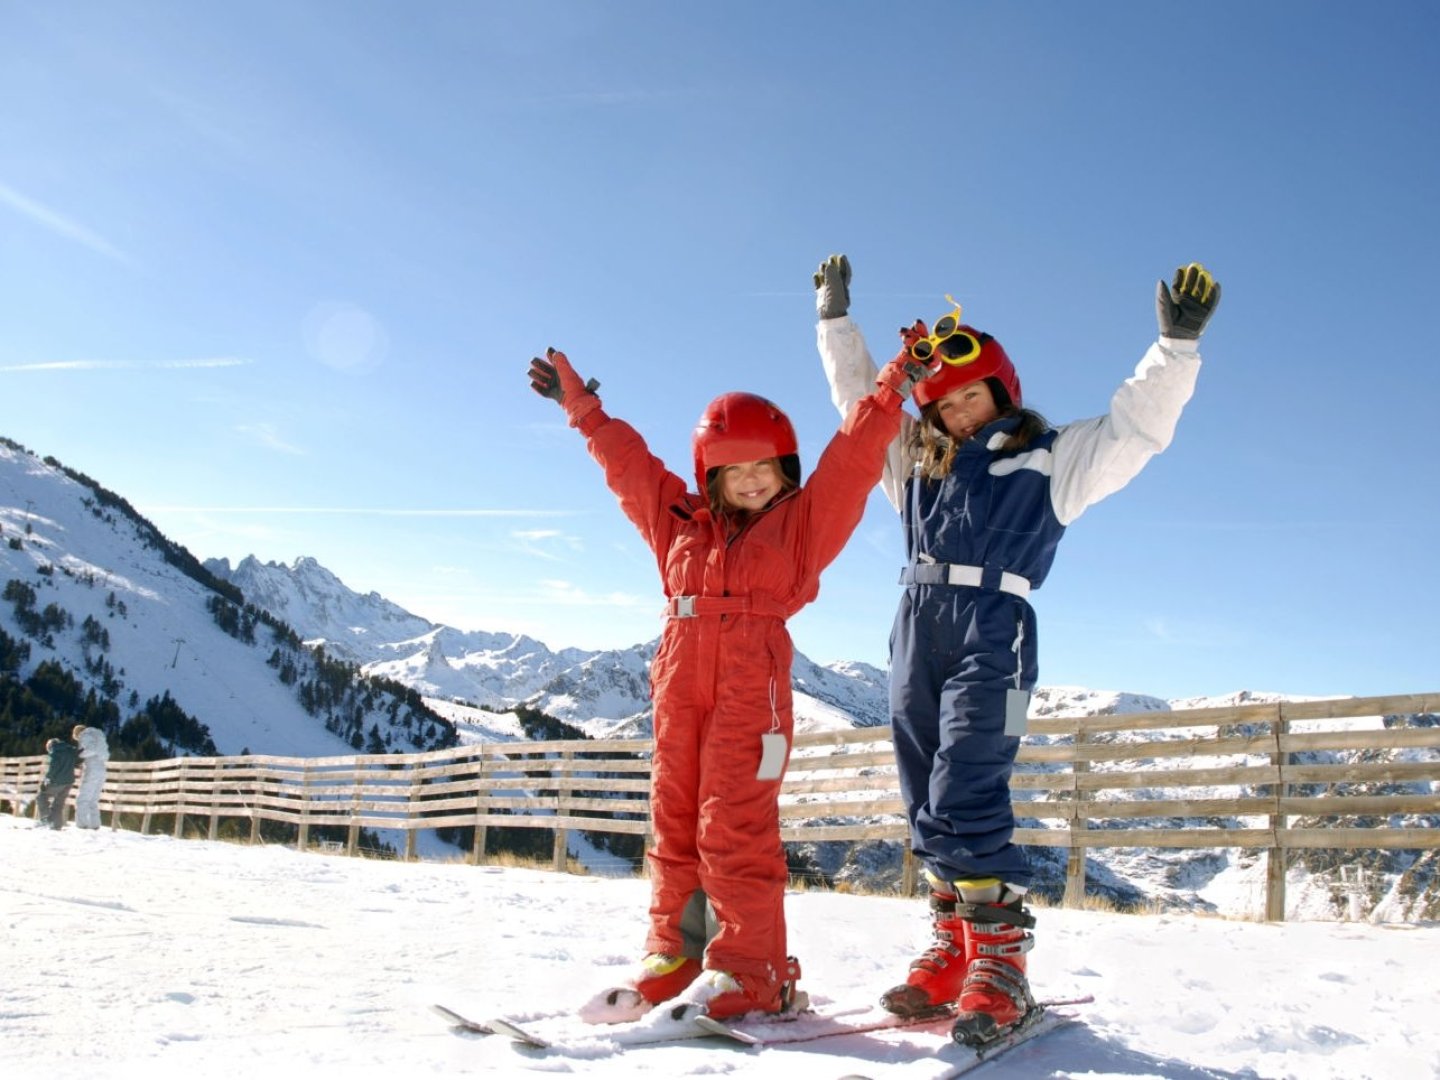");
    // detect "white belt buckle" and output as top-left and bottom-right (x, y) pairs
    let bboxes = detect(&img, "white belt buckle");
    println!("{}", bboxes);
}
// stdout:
(945, 564), (983, 588)
(672, 596), (697, 618)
